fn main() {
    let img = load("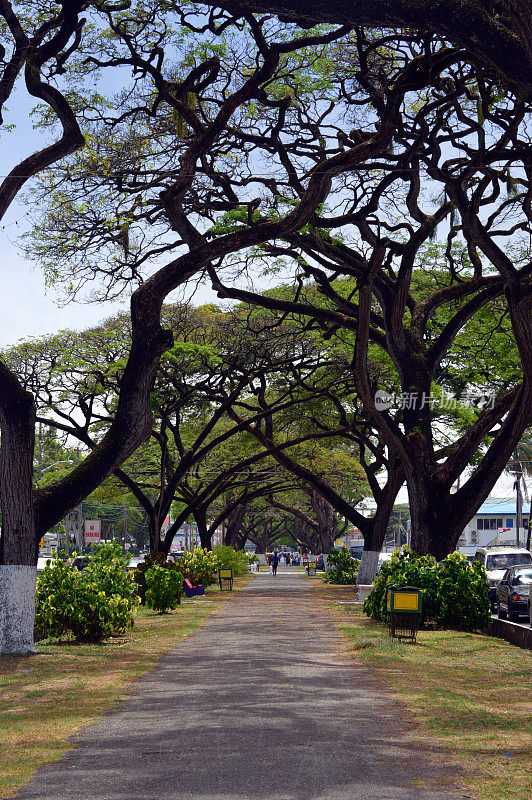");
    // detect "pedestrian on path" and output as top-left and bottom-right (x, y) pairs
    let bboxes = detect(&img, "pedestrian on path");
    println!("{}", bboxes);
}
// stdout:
(271, 550), (279, 575)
